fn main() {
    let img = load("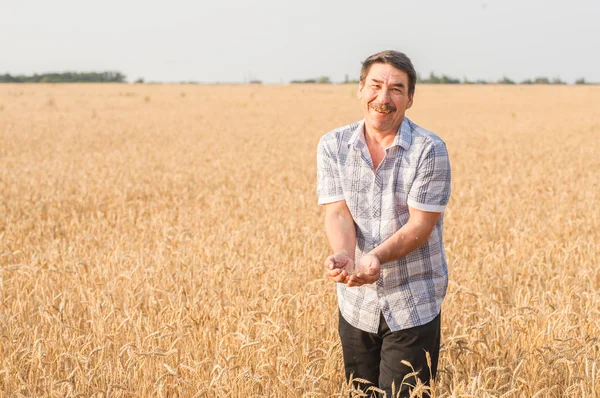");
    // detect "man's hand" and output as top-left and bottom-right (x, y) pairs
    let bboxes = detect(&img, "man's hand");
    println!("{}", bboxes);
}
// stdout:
(346, 253), (381, 287)
(324, 252), (355, 284)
